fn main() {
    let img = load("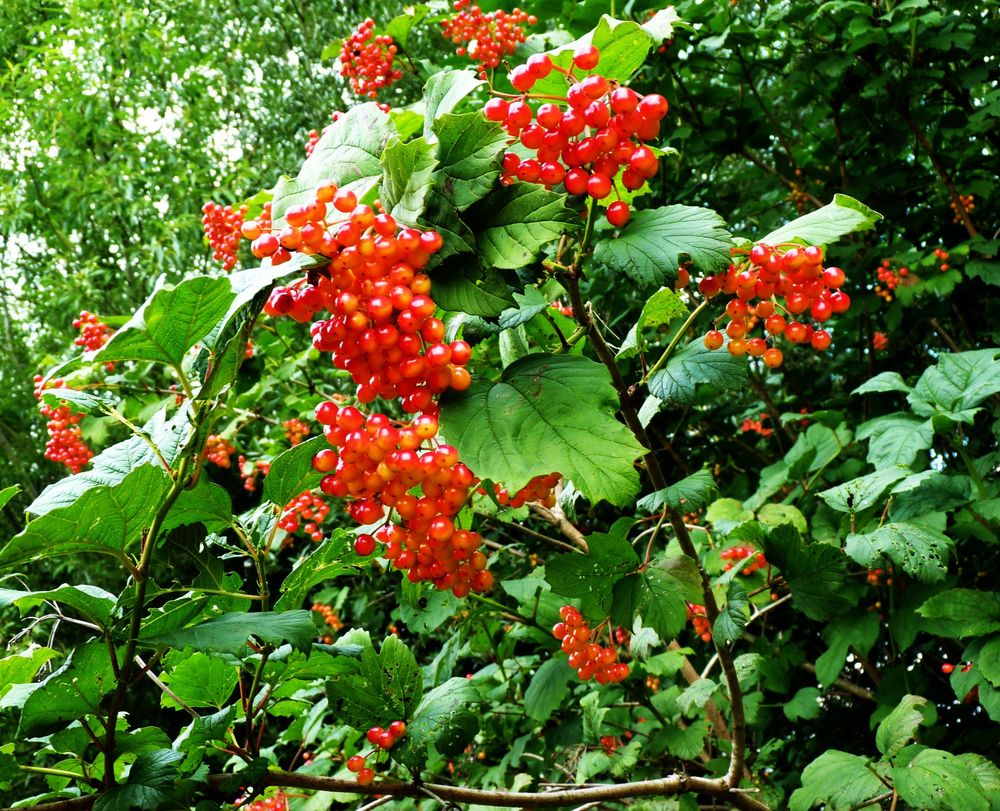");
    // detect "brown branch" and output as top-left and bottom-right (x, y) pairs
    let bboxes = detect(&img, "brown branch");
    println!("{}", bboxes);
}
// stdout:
(529, 503), (589, 552)
(0, 770), (770, 811)
(800, 662), (876, 702)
